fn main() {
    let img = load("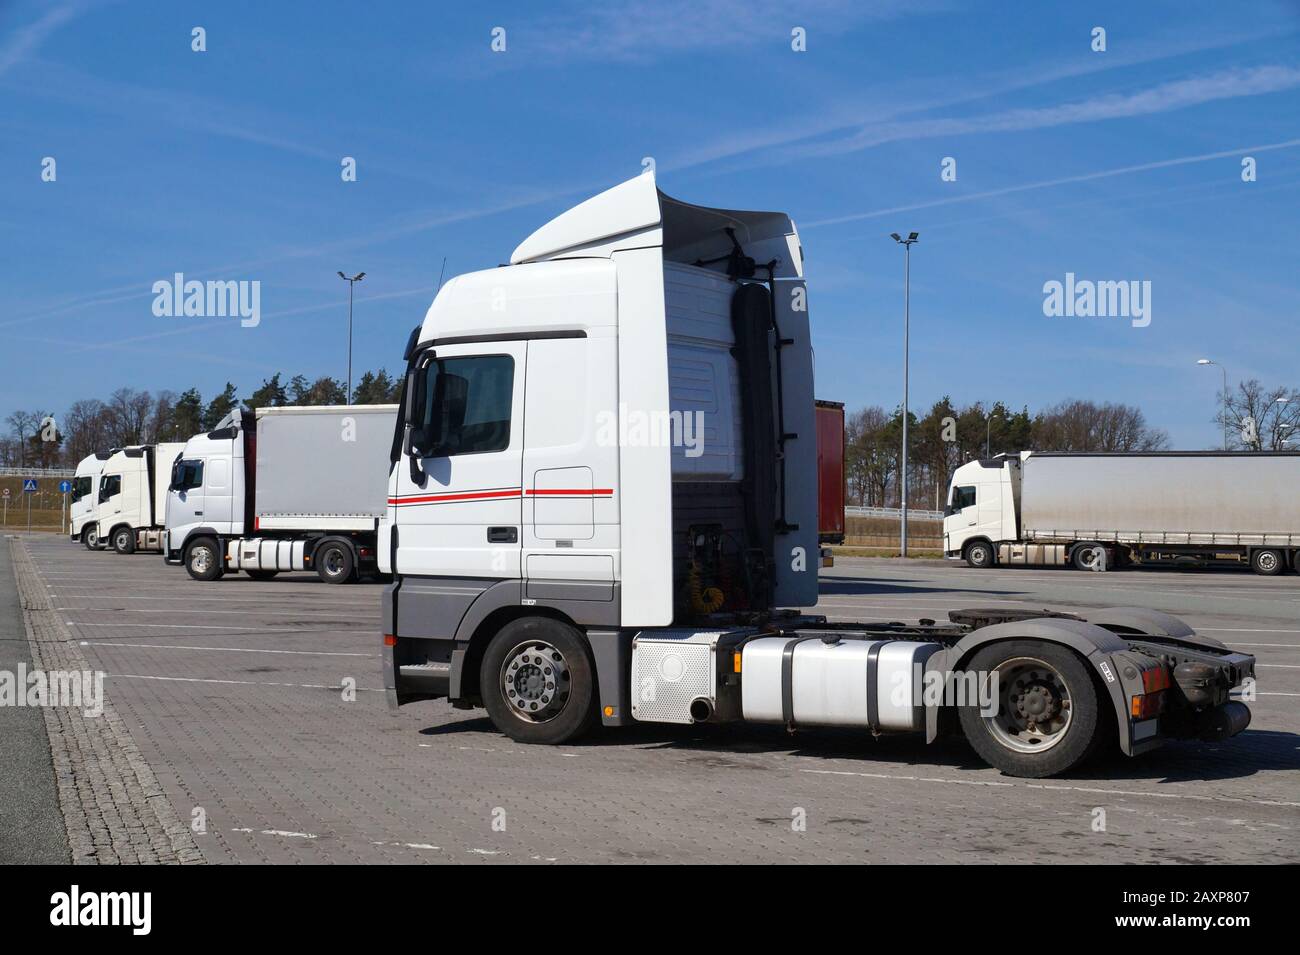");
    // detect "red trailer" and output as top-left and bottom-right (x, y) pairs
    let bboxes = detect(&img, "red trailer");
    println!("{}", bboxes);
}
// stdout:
(815, 400), (845, 544)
